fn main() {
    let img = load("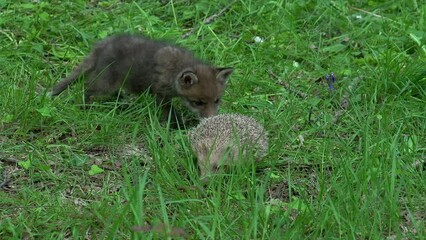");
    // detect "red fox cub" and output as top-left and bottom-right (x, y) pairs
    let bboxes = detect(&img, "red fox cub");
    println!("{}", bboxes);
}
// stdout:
(51, 34), (233, 119)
